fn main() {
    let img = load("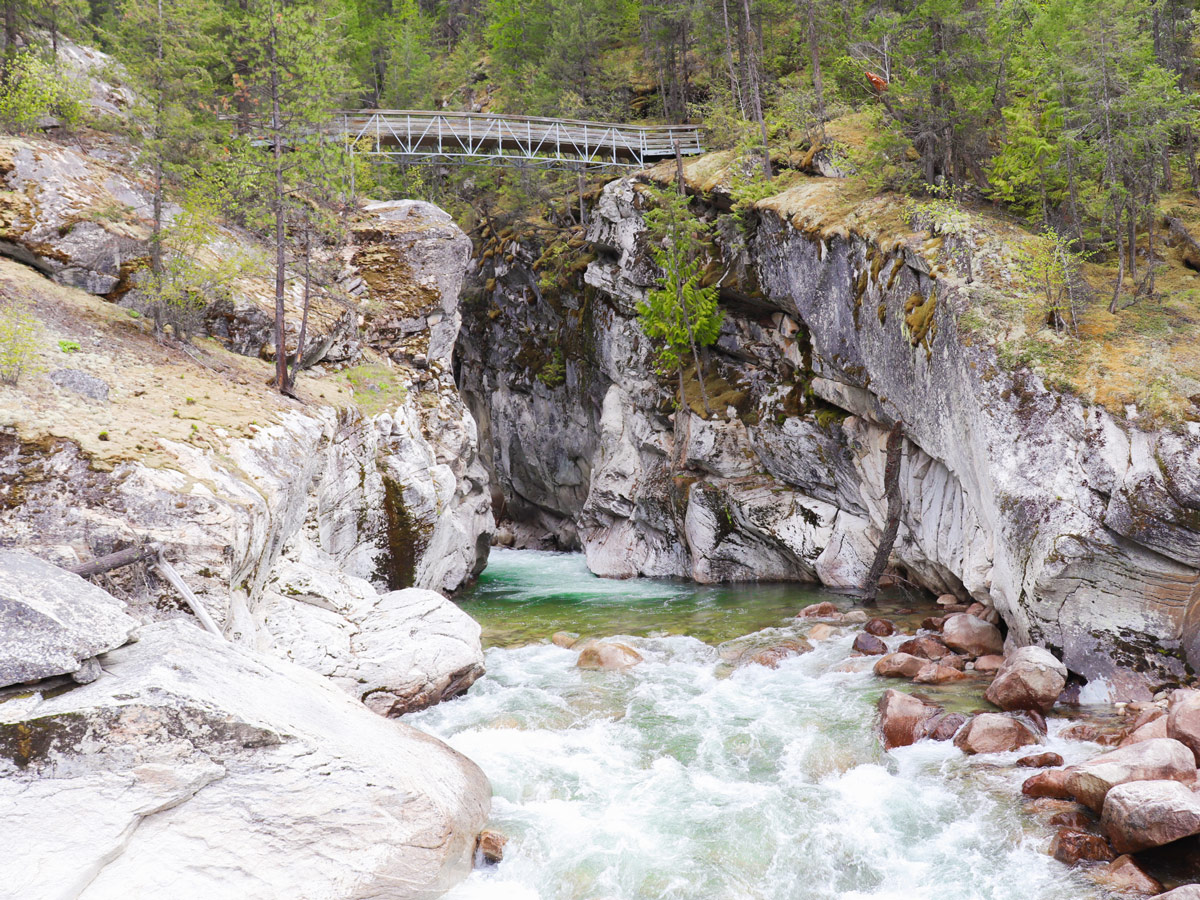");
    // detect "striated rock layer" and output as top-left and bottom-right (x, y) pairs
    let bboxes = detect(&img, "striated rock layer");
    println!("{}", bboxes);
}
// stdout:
(1, 131), (491, 710)
(0, 620), (490, 900)
(460, 165), (1200, 698)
